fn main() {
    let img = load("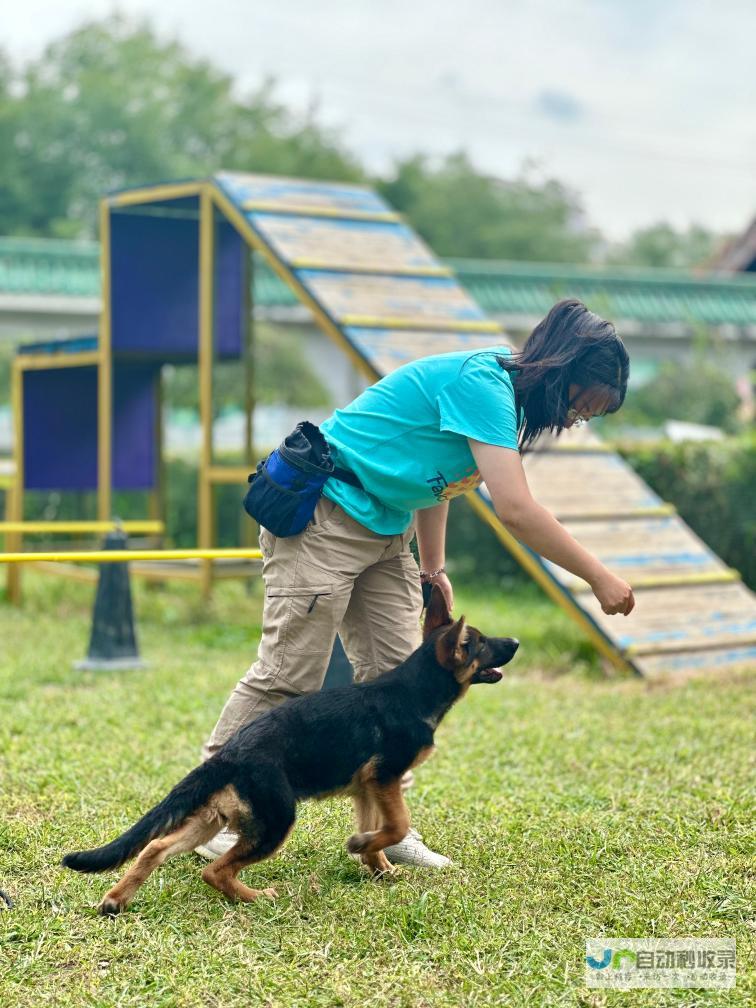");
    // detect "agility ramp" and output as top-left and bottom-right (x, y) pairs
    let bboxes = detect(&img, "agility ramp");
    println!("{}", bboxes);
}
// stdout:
(198, 172), (756, 679)
(16, 172), (754, 674)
